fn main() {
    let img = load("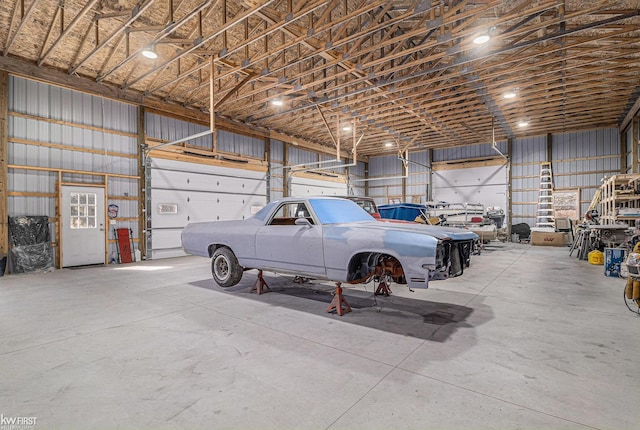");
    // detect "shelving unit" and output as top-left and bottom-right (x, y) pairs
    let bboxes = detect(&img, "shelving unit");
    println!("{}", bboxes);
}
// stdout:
(599, 174), (640, 226)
